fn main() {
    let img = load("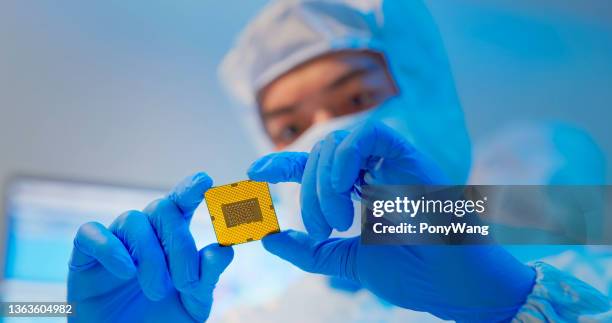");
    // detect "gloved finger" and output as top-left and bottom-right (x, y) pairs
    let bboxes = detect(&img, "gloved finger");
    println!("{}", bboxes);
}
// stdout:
(167, 172), (214, 220)
(182, 244), (234, 322)
(144, 197), (199, 292)
(248, 150), (331, 238)
(262, 230), (358, 281)
(247, 152), (309, 183)
(301, 142), (333, 240)
(195, 244), (234, 294)
(109, 210), (172, 301)
(317, 131), (354, 231)
(332, 122), (415, 192)
(70, 221), (136, 280)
